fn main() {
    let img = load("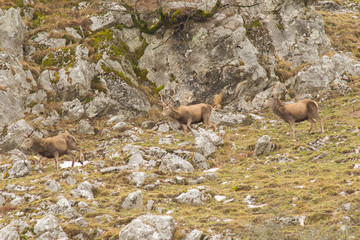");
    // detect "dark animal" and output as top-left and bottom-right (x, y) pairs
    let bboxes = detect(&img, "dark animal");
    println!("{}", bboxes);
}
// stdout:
(21, 131), (84, 170)
(159, 90), (216, 139)
(268, 83), (324, 139)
